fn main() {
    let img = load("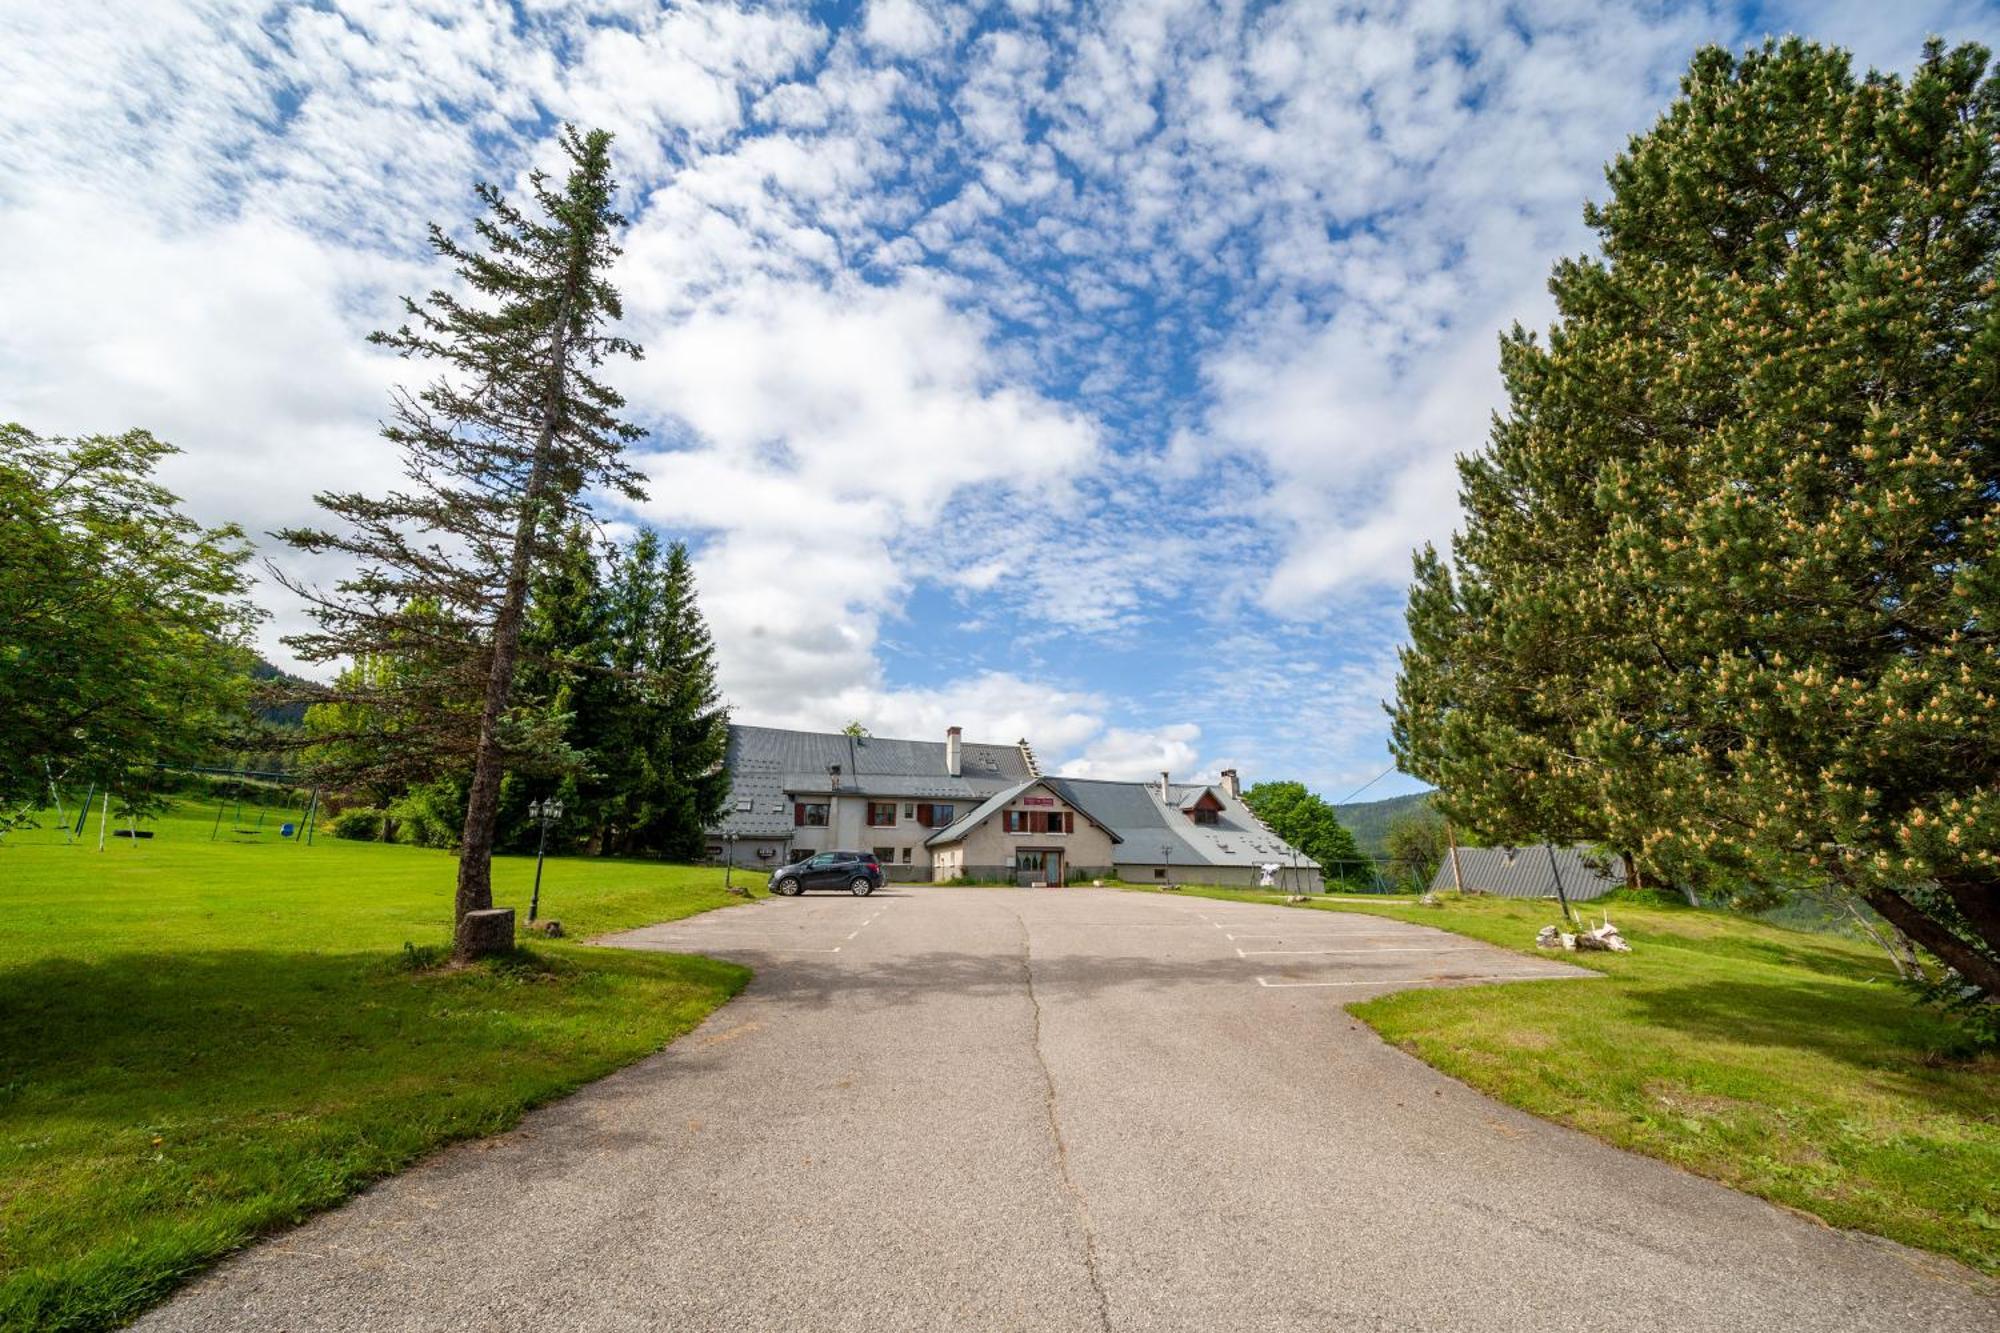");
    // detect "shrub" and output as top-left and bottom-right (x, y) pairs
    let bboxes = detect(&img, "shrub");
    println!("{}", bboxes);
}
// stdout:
(388, 780), (464, 849)
(330, 807), (385, 841)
